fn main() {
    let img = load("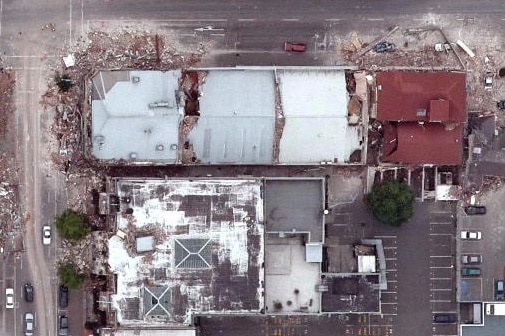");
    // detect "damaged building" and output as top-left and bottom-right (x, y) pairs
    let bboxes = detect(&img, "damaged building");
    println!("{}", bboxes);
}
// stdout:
(89, 67), (366, 165)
